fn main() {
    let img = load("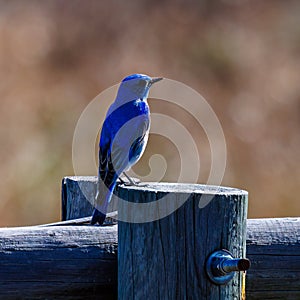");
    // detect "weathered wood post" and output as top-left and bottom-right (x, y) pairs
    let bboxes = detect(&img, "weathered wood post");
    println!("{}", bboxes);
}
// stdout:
(0, 177), (299, 299)
(62, 177), (300, 299)
(117, 183), (248, 299)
